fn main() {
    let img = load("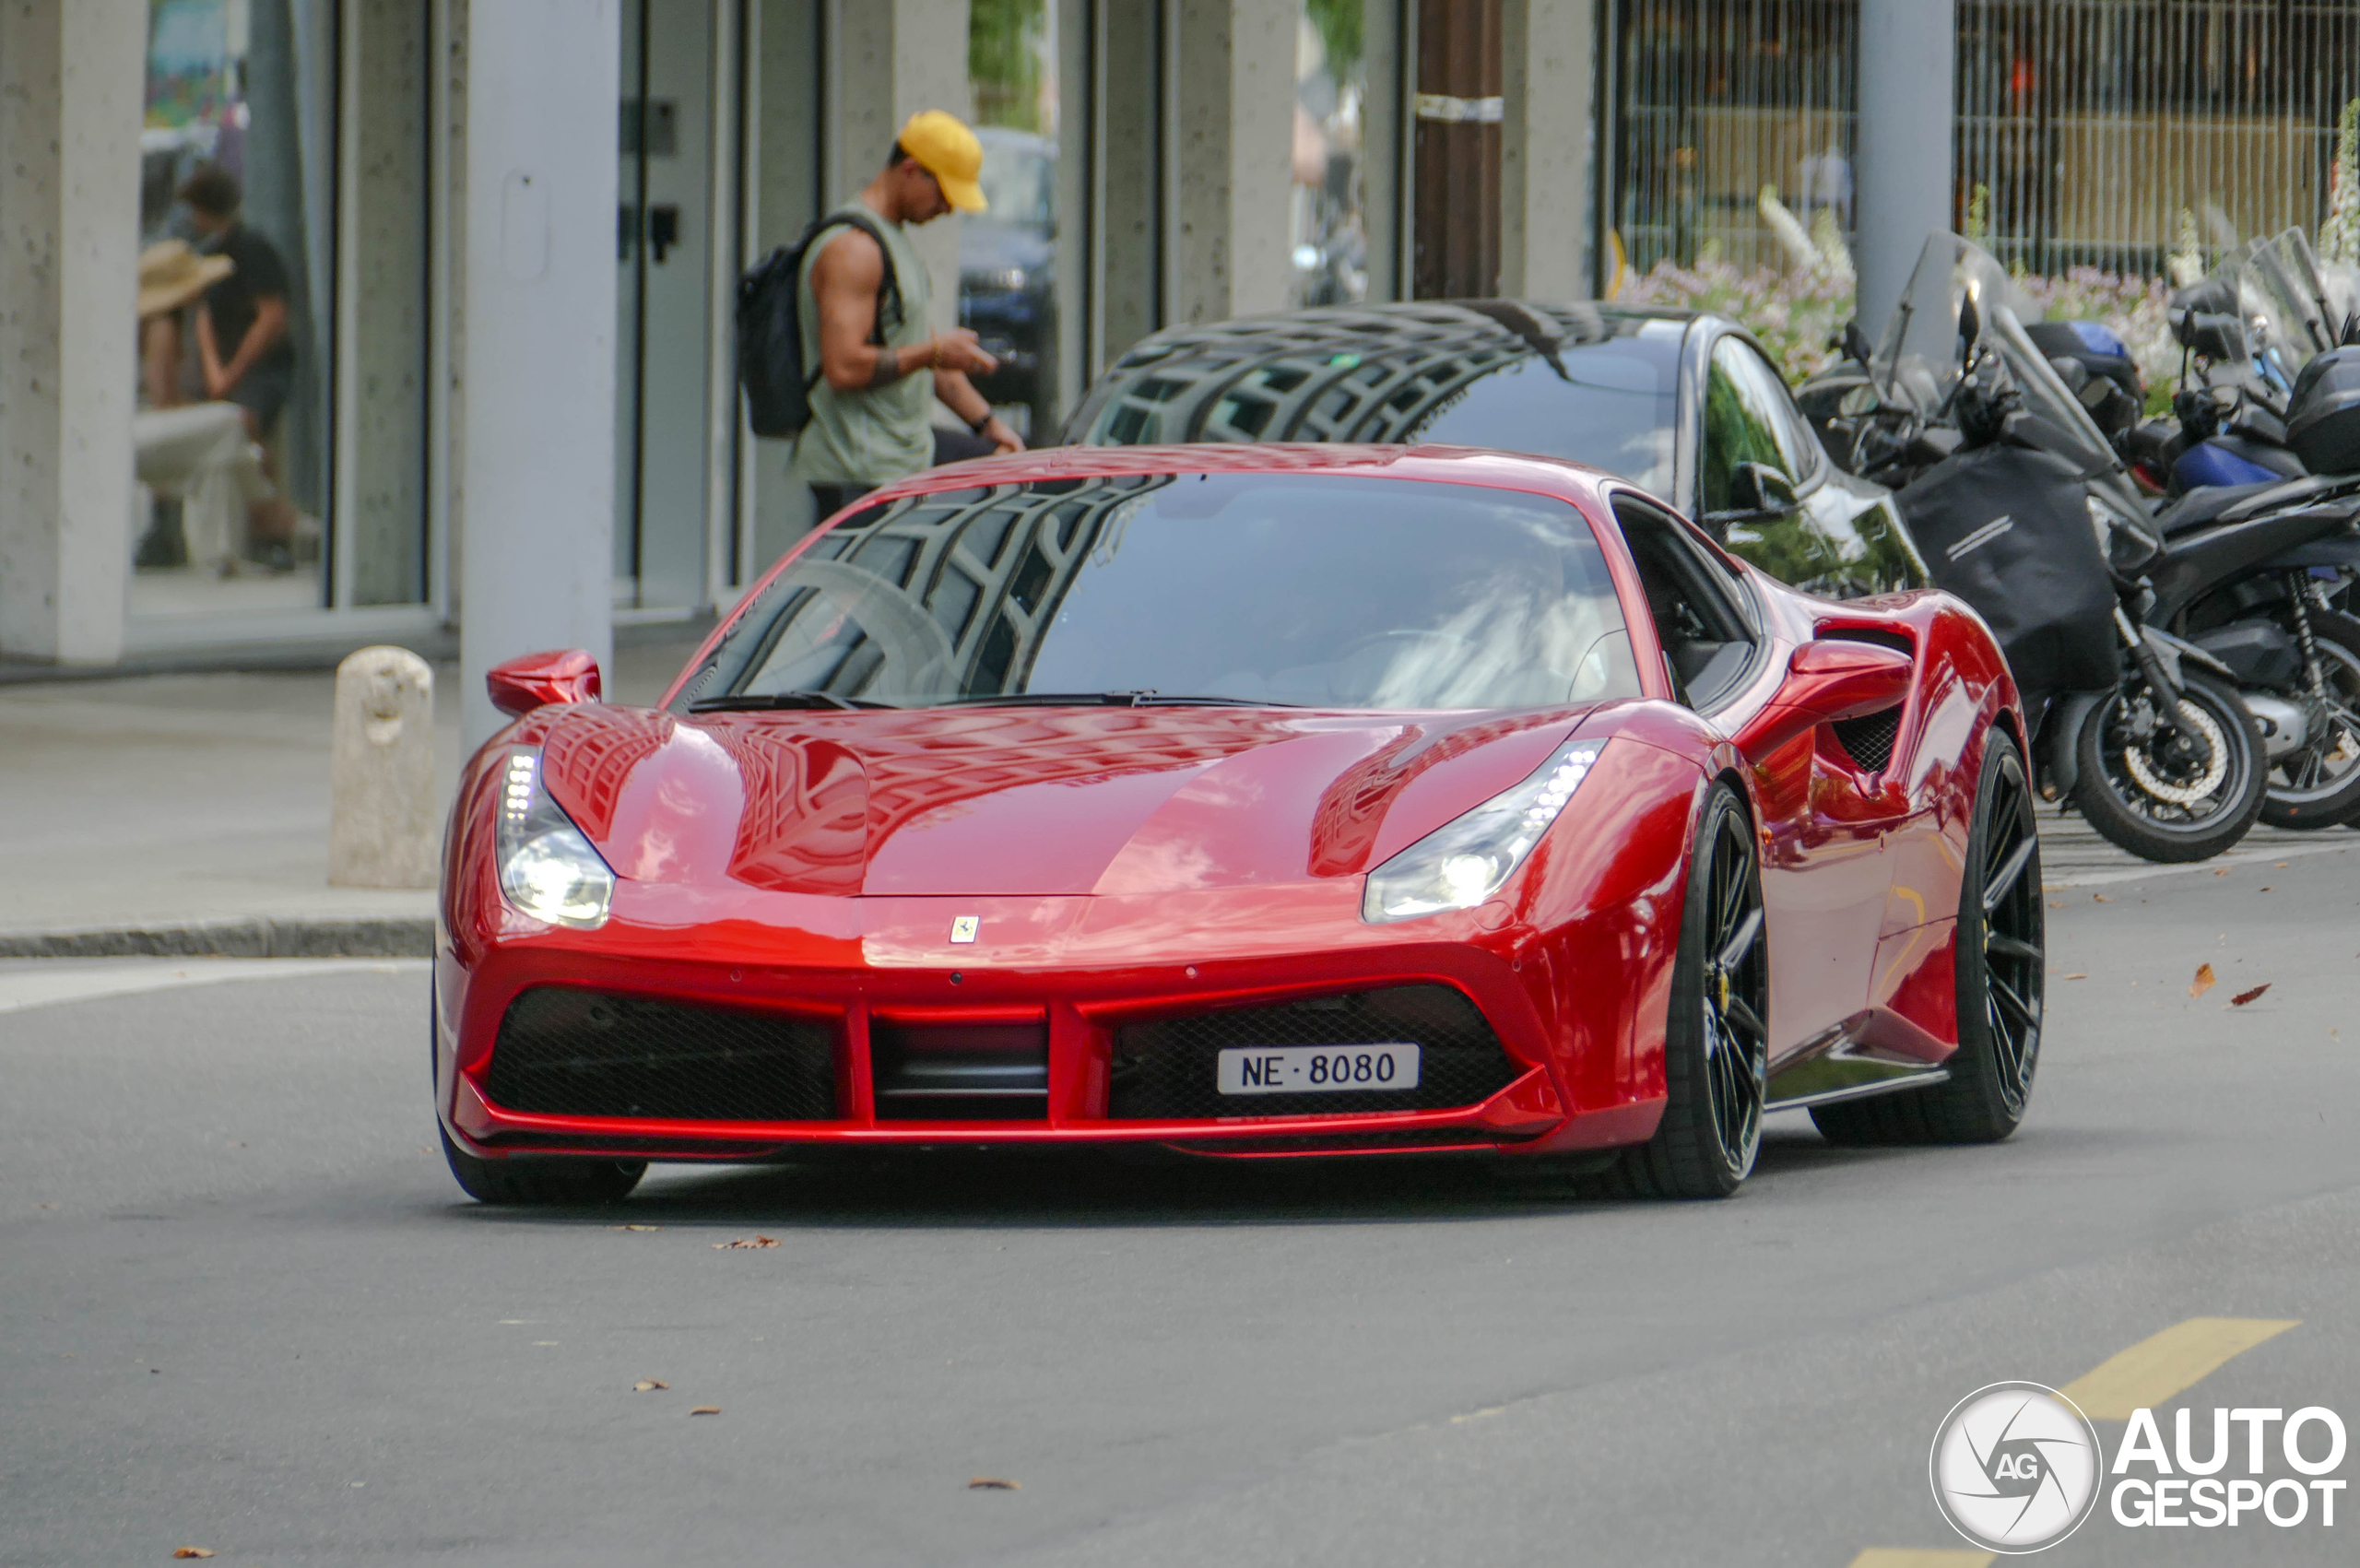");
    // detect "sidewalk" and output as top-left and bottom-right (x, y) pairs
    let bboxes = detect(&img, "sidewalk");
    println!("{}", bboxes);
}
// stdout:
(1, 651), (2348, 956)
(0, 634), (703, 958)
